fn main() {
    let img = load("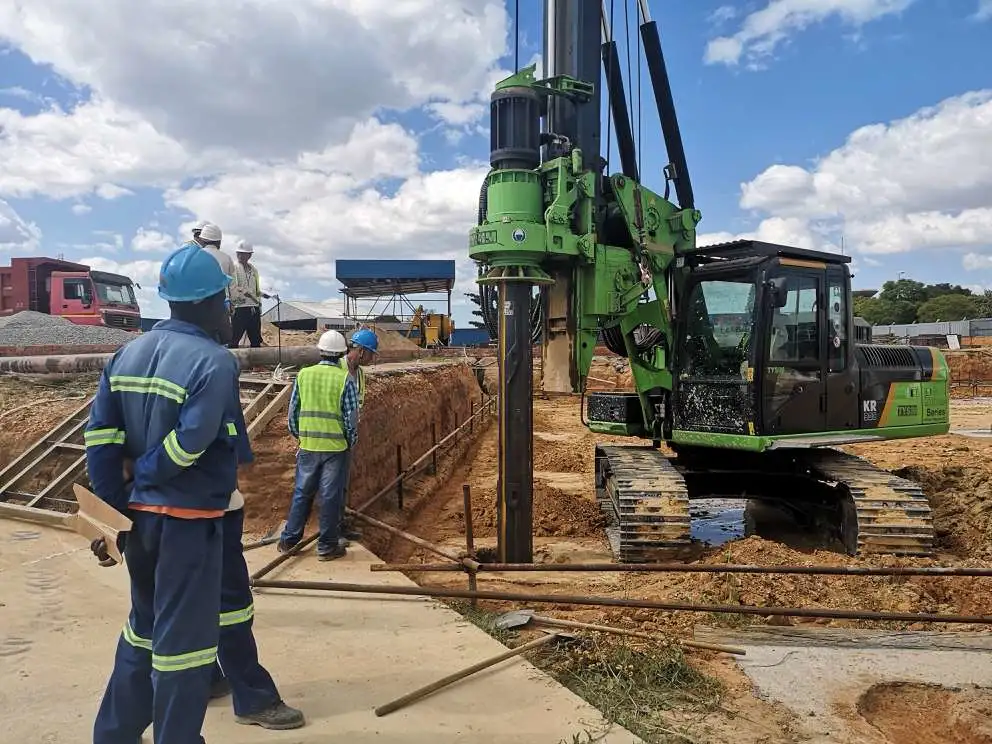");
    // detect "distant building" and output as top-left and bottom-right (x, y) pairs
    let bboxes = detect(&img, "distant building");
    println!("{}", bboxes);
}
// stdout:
(261, 299), (353, 332)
